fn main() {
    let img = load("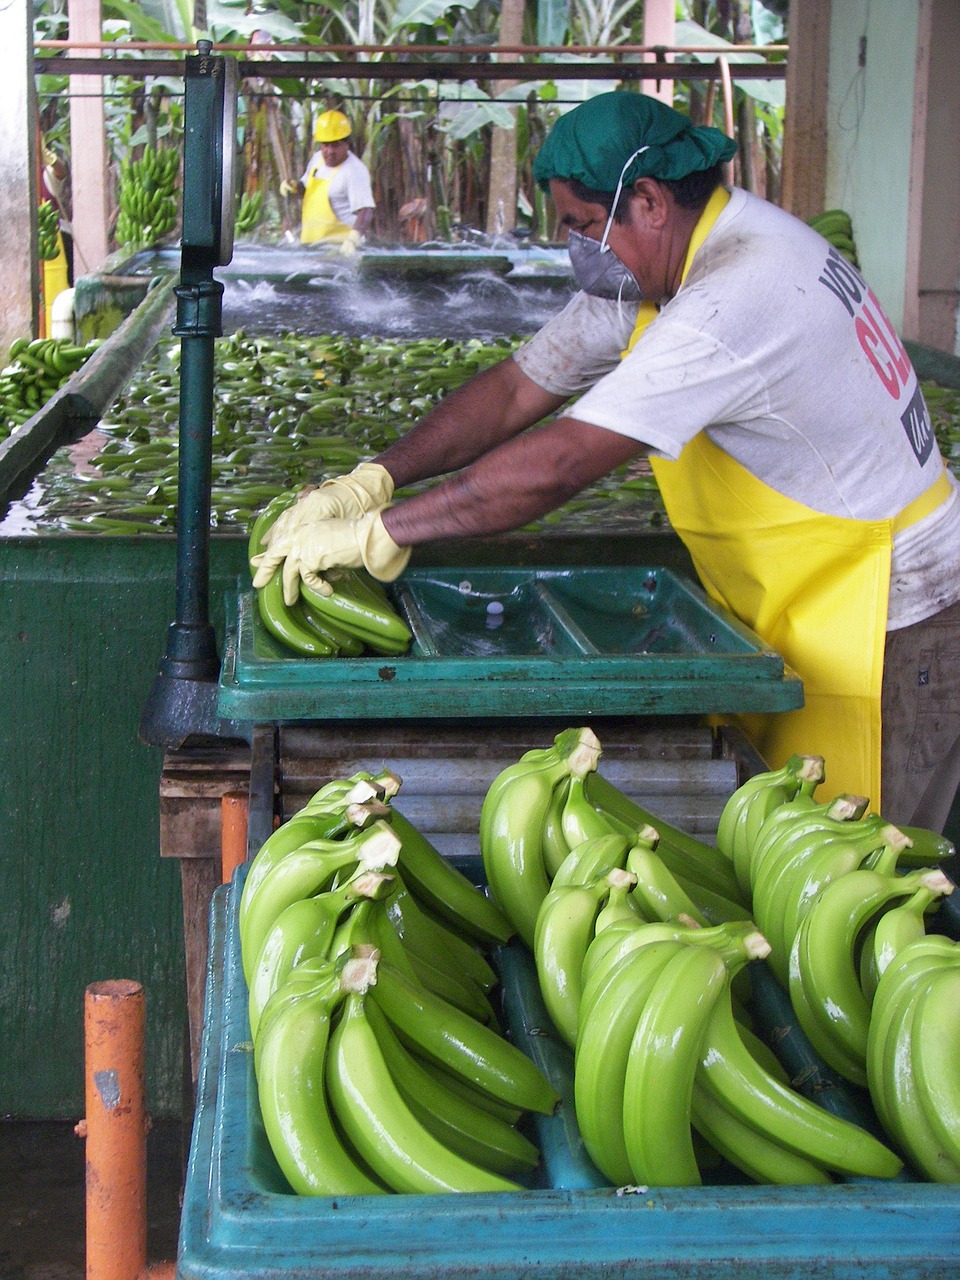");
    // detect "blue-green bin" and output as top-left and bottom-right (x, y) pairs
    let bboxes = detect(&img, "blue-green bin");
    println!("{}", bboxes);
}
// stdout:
(178, 861), (960, 1280)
